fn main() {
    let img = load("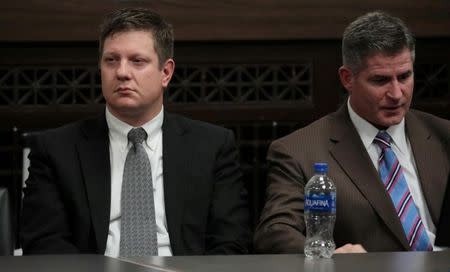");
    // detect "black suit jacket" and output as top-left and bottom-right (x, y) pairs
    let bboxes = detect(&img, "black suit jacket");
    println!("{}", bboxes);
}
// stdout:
(435, 148), (450, 246)
(20, 112), (250, 255)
